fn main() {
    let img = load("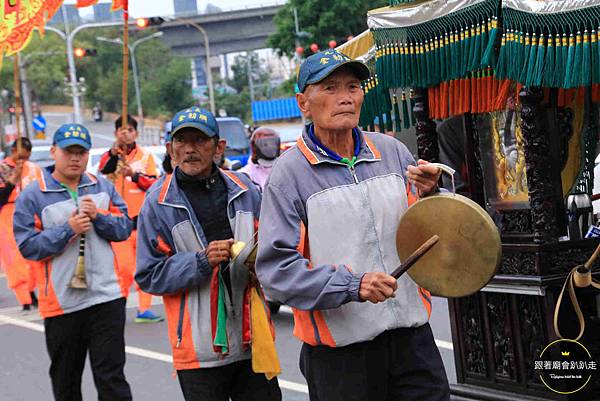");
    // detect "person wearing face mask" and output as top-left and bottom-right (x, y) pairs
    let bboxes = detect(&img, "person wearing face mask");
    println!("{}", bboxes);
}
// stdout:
(239, 127), (281, 190)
